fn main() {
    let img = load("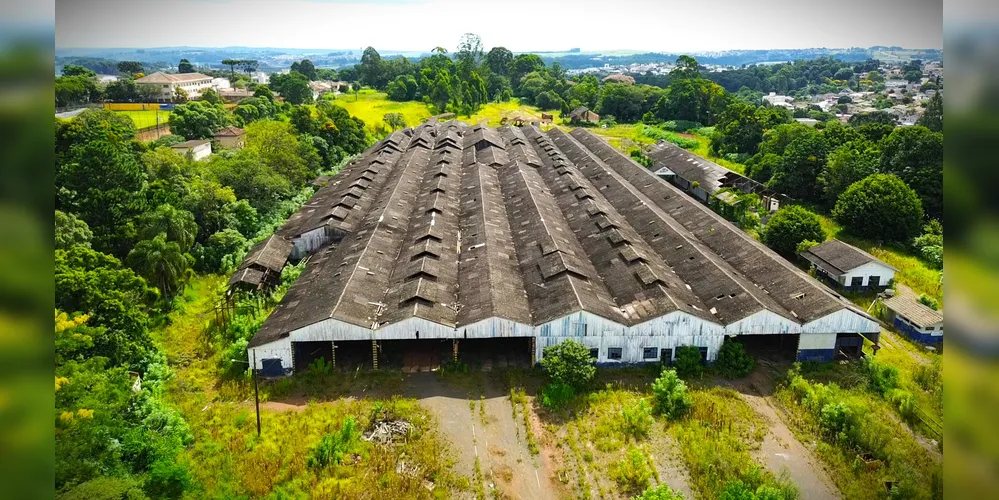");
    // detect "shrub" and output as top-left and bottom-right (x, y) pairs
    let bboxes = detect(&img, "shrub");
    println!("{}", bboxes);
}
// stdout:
(307, 417), (361, 470)
(620, 398), (654, 440)
(651, 368), (692, 419)
(611, 446), (654, 494)
(661, 120), (703, 132)
(715, 342), (756, 379)
(60, 477), (148, 500)
(541, 381), (575, 411)
(541, 339), (596, 390)
(887, 388), (917, 422)
(819, 401), (853, 442)
(635, 484), (685, 500)
(863, 358), (899, 396)
(919, 295), (939, 310)
(674, 346), (704, 379)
